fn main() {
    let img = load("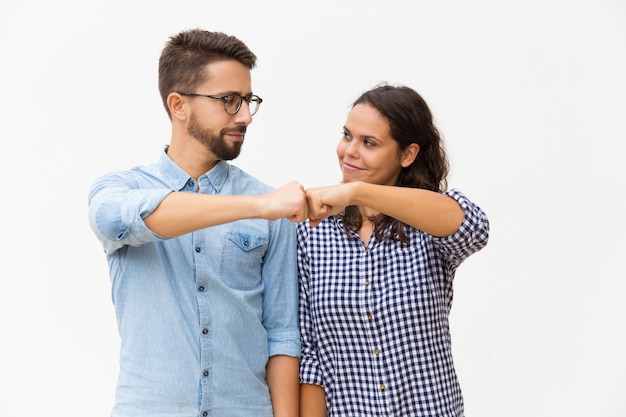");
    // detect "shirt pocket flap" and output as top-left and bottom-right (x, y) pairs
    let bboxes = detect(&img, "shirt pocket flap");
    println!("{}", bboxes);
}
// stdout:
(225, 232), (265, 251)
